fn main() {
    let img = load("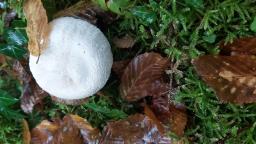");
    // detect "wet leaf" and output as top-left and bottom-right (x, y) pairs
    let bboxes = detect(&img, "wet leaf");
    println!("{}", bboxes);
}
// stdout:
(193, 55), (256, 104)
(22, 119), (31, 144)
(131, 6), (157, 25)
(150, 95), (188, 136)
(0, 44), (26, 59)
(113, 34), (135, 48)
(100, 114), (171, 144)
(31, 115), (100, 144)
(23, 0), (50, 56)
(120, 52), (170, 101)
(250, 16), (256, 32)
(220, 37), (256, 56)
(31, 120), (60, 144)
(3, 28), (27, 46)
